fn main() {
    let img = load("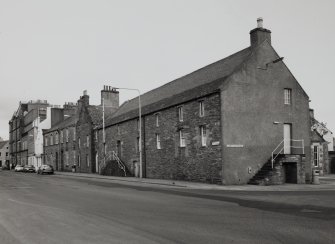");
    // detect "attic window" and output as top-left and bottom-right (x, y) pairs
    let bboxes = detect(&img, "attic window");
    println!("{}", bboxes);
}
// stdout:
(178, 106), (183, 122)
(284, 88), (292, 105)
(199, 101), (205, 117)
